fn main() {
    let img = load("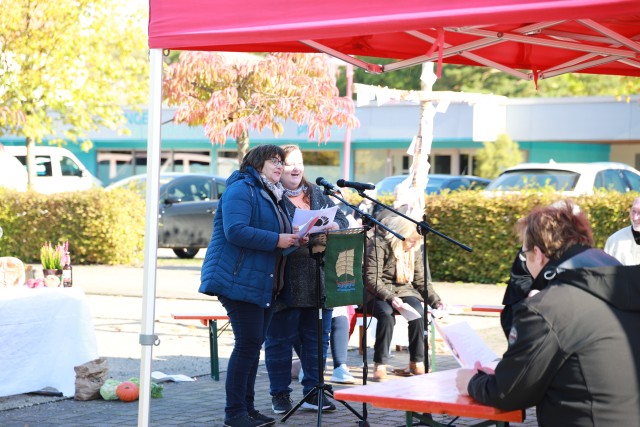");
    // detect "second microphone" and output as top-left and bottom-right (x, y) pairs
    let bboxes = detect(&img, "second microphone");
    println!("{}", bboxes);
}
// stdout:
(337, 179), (375, 192)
